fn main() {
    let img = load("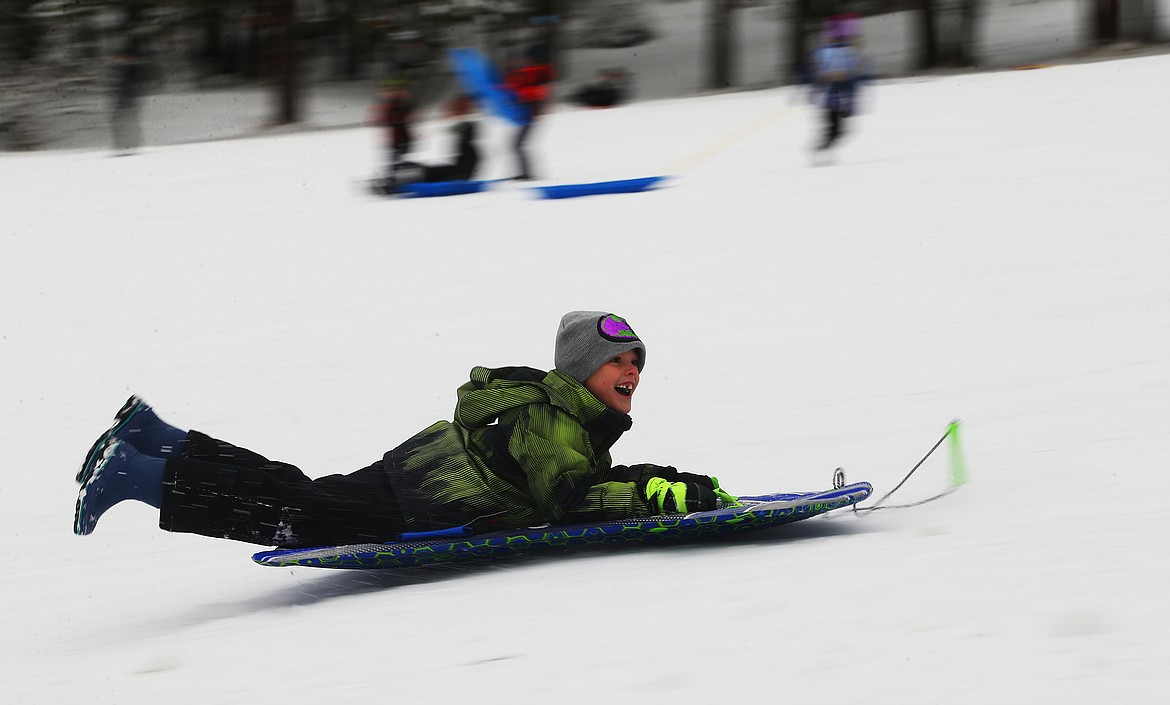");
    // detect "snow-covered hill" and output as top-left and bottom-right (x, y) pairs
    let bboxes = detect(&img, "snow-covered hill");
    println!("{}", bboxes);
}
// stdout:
(2, 51), (1168, 704)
